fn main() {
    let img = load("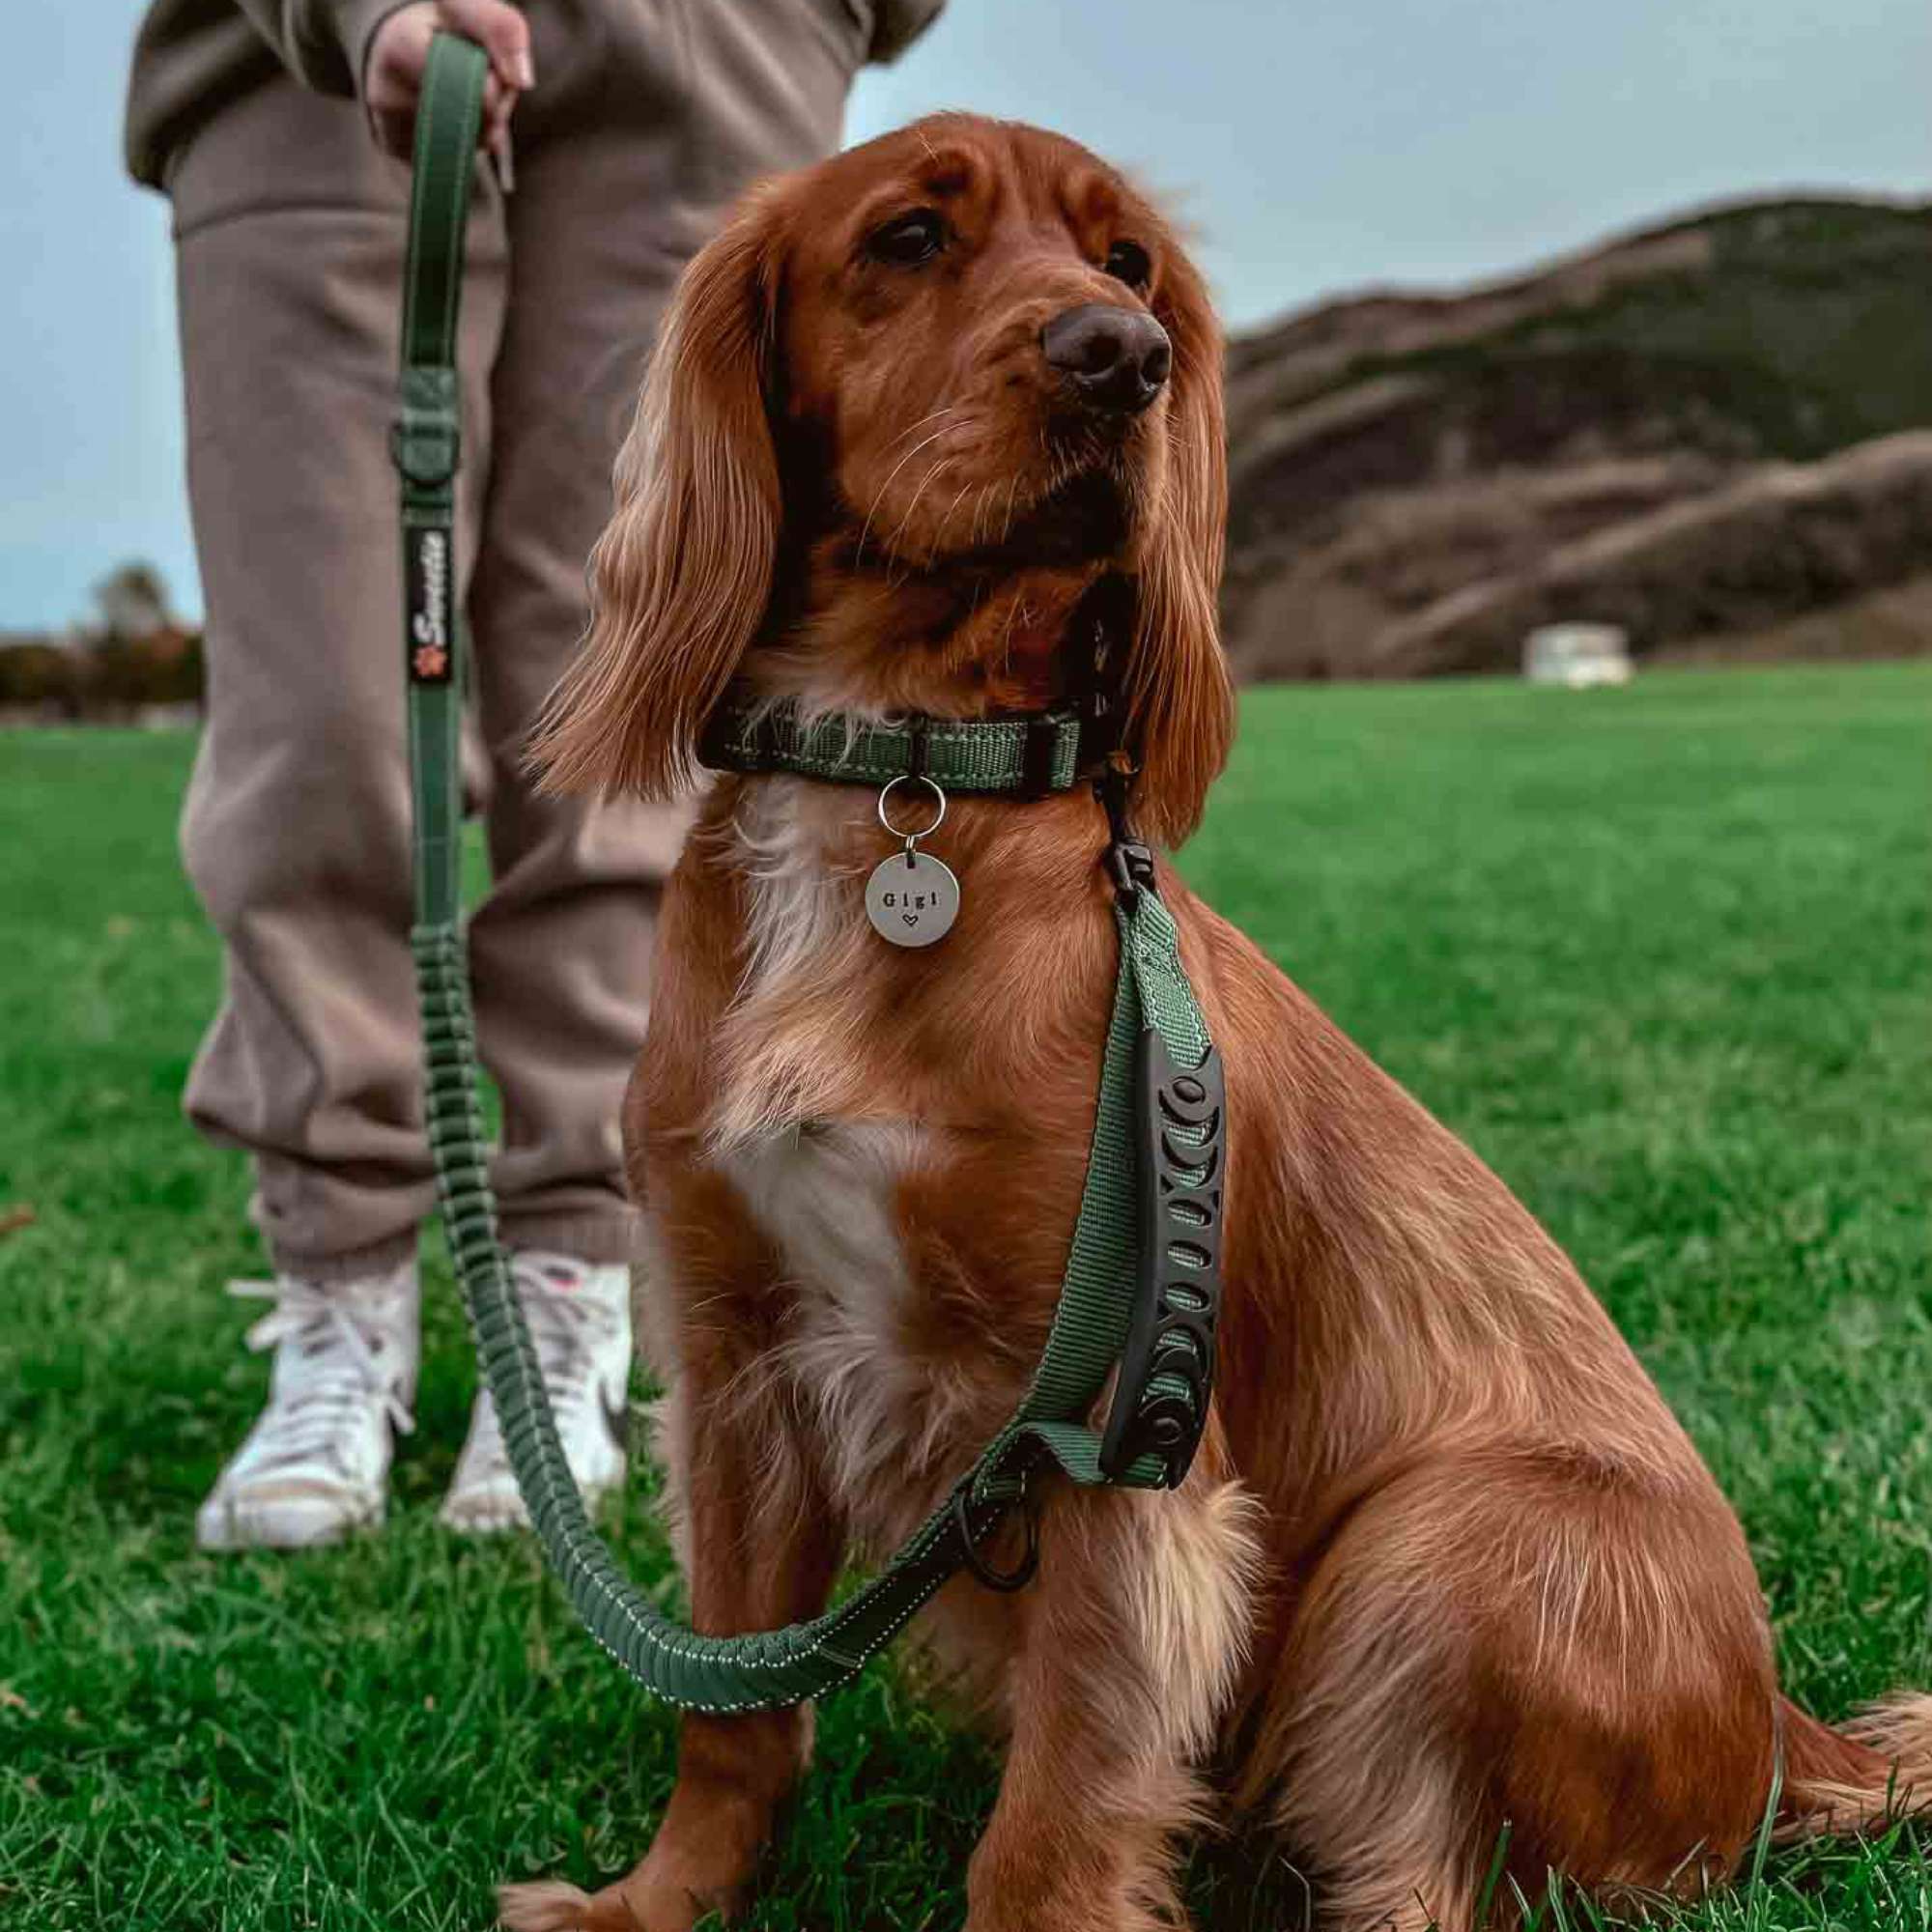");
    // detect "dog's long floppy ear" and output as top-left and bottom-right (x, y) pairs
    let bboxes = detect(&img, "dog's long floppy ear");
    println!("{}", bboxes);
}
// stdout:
(530, 187), (786, 799)
(1123, 242), (1234, 847)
